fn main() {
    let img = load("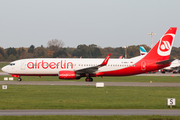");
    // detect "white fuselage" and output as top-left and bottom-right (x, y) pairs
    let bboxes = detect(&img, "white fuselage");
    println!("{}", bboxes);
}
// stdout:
(2, 56), (144, 76)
